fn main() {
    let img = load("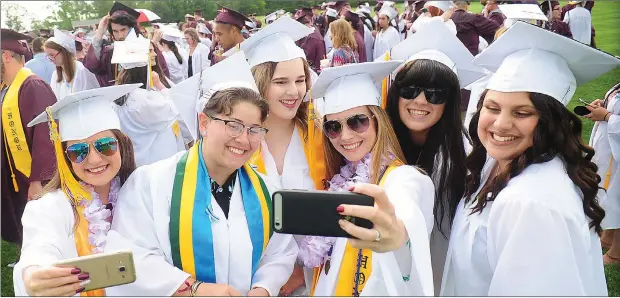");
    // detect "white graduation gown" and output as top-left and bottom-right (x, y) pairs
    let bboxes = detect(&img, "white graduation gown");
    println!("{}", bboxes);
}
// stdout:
(189, 43), (211, 74)
(50, 60), (100, 101)
(324, 29), (333, 55)
(259, 127), (315, 296)
(373, 26), (401, 61)
(313, 165), (435, 296)
(114, 88), (185, 167)
(161, 48), (188, 84)
(589, 88), (620, 229)
(104, 151), (298, 296)
(13, 191), (85, 296)
(441, 157), (608, 296)
(363, 28), (375, 62)
(563, 6), (592, 45)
